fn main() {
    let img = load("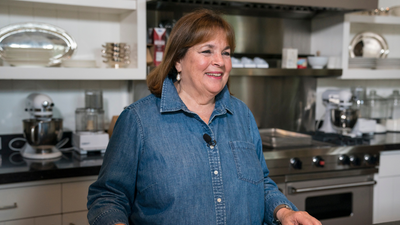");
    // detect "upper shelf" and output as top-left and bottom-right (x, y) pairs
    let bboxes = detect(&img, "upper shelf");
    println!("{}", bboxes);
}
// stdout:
(229, 68), (342, 77)
(345, 14), (400, 25)
(0, 67), (146, 80)
(2, 0), (137, 14)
